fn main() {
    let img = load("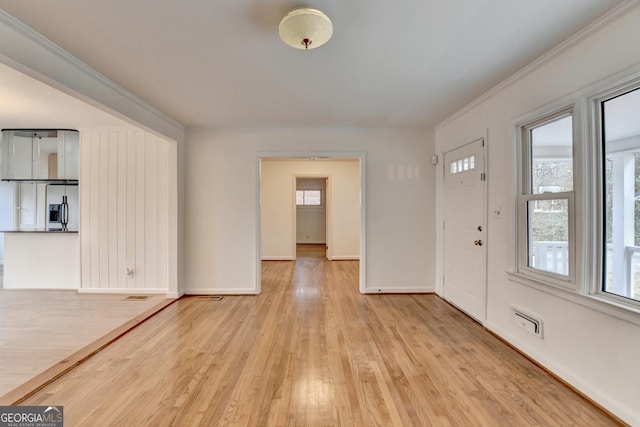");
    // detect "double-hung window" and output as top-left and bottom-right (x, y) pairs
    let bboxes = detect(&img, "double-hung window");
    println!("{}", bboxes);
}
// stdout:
(599, 85), (640, 304)
(518, 109), (575, 286)
(515, 73), (640, 313)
